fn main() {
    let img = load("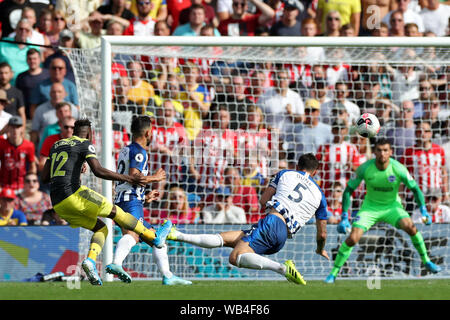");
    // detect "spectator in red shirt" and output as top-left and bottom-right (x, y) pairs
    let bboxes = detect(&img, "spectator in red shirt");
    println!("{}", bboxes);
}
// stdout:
(218, 0), (275, 36)
(0, 116), (36, 192)
(224, 166), (260, 223)
(401, 121), (449, 208)
(38, 116), (75, 172)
